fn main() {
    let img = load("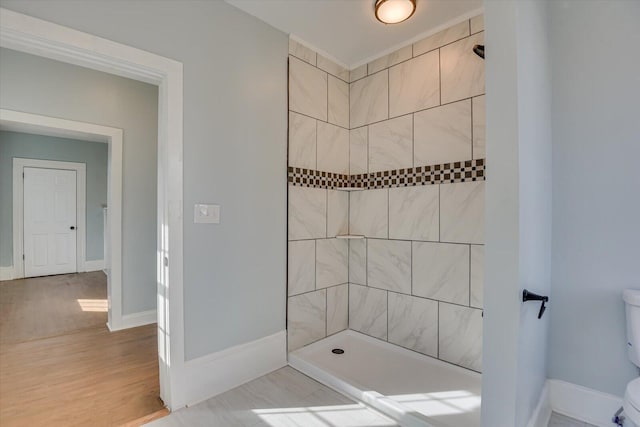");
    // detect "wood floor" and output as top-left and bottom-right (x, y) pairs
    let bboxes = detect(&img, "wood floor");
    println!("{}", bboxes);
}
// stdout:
(0, 272), (108, 344)
(0, 272), (166, 427)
